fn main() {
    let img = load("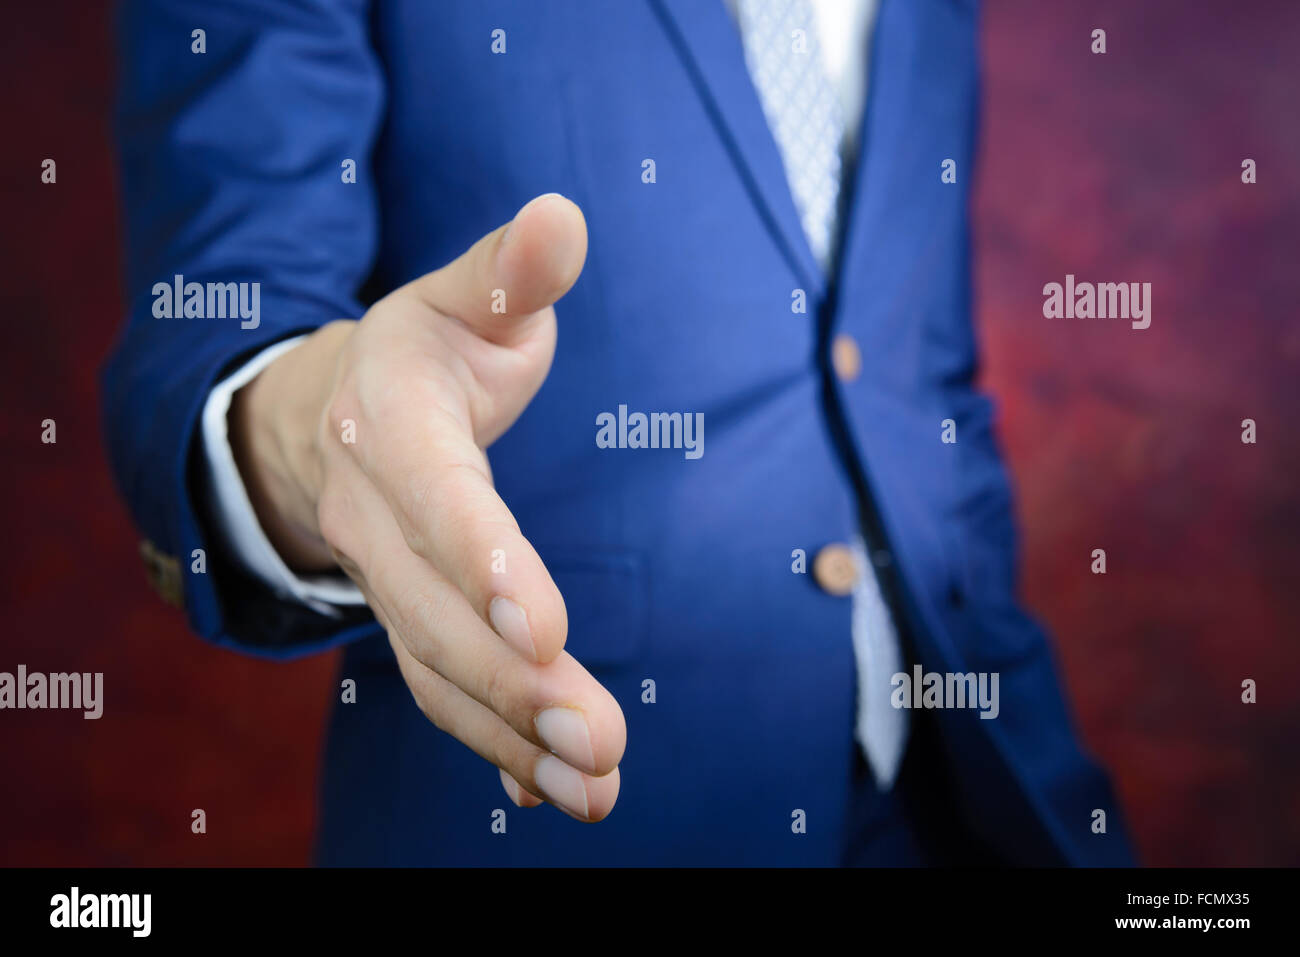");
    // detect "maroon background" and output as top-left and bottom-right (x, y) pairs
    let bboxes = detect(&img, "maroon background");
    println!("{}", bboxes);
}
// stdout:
(1, 0), (1296, 866)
